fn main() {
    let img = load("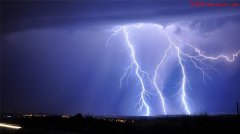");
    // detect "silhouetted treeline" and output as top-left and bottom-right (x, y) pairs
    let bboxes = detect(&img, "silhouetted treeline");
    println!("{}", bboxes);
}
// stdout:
(1, 114), (240, 134)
